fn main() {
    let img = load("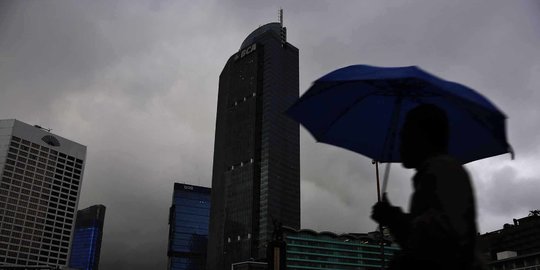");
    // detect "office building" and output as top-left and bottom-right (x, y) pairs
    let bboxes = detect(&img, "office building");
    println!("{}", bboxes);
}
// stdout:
(168, 183), (210, 270)
(478, 211), (540, 269)
(282, 227), (399, 270)
(207, 13), (300, 269)
(68, 205), (106, 270)
(0, 119), (86, 268)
